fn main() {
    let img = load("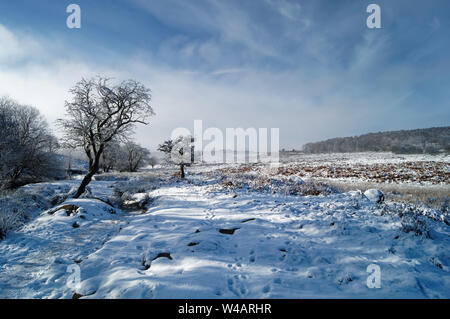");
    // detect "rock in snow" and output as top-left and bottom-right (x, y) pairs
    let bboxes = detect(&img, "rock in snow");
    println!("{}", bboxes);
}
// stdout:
(364, 189), (384, 203)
